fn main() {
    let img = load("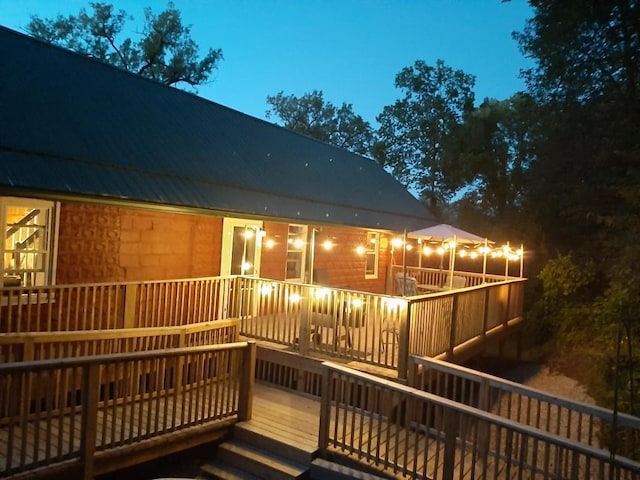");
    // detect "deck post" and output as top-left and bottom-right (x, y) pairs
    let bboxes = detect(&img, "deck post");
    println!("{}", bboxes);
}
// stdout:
(397, 300), (410, 381)
(482, 287), (490, 337)
(318, 364), (332, 457)
(442, 407), (459, 480)
(123, 284), (138, 328)
(238, 341), (256, 421)
(299, 295), (310, 356)
(447, 295), (459, 358)
(80, 363), (100, 480)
